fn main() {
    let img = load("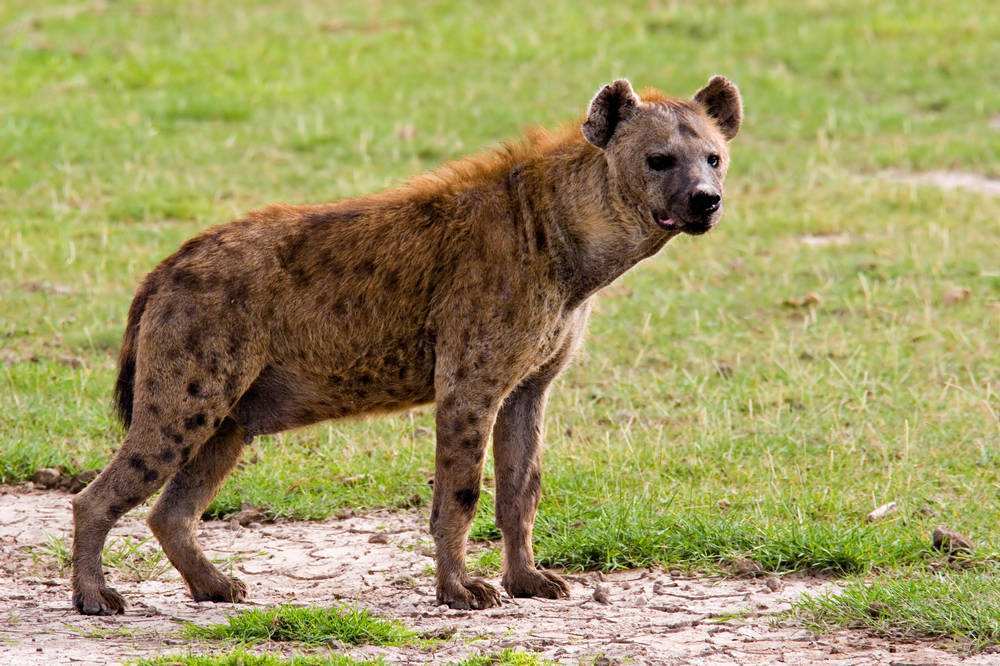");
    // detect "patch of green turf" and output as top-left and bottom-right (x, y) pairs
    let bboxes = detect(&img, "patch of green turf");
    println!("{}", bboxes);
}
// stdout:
(133, 649), (378, 666)
(792, 567), (1000, 650)
(183, 606), (418, 647)
(455, 649), (550, 666)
